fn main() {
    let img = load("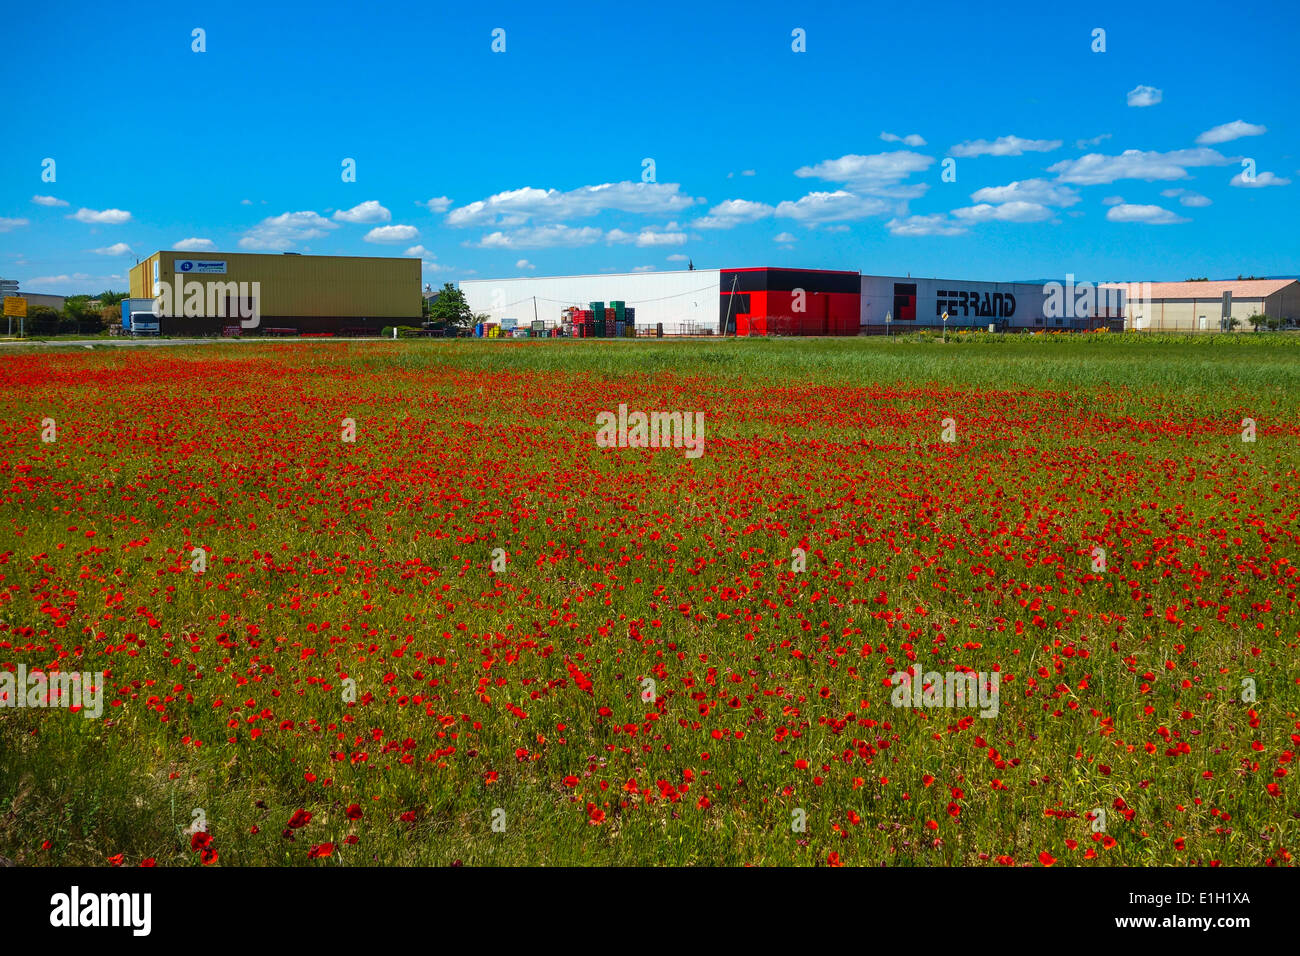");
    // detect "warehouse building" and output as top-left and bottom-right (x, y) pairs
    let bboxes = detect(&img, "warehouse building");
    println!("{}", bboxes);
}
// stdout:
(1103, 278), (1300, 331)
(461, 267), (1123, 336)
(459, 269), (723, 336)
(127, 251), (421, 335)
(860, 275), (1123, 333)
